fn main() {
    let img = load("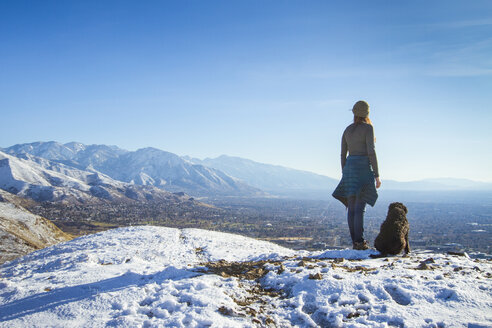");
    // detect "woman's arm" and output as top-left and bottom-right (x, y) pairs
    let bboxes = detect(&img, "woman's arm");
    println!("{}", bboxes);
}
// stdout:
(365, 125), (380, 178)
(341, 132), (348, 170)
